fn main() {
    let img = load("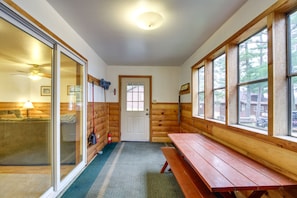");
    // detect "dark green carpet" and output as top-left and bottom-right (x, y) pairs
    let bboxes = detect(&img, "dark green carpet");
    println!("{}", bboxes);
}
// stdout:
(146, 172), (185, 198)
(62, 143), (117, 198)
(62, 142), (184, 198)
